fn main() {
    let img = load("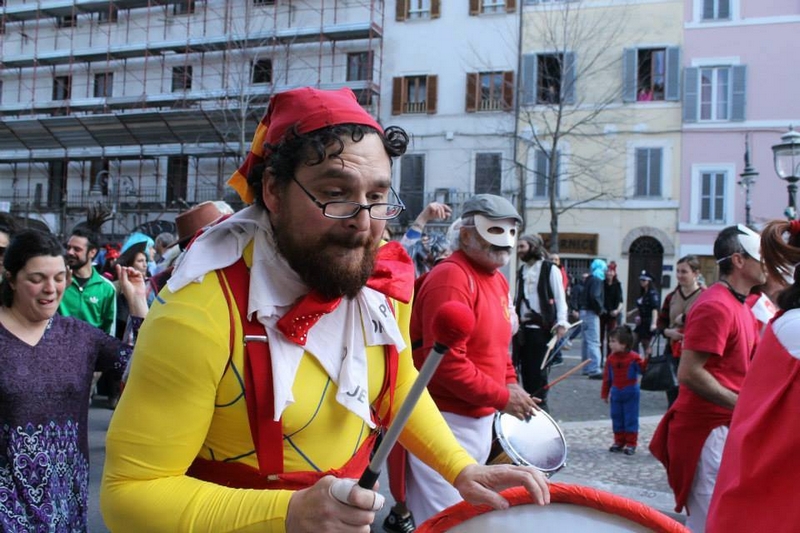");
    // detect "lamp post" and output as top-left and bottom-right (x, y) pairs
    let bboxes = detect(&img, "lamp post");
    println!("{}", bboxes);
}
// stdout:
(738, 133), (758, 228)
(772, 126), (800, 220)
